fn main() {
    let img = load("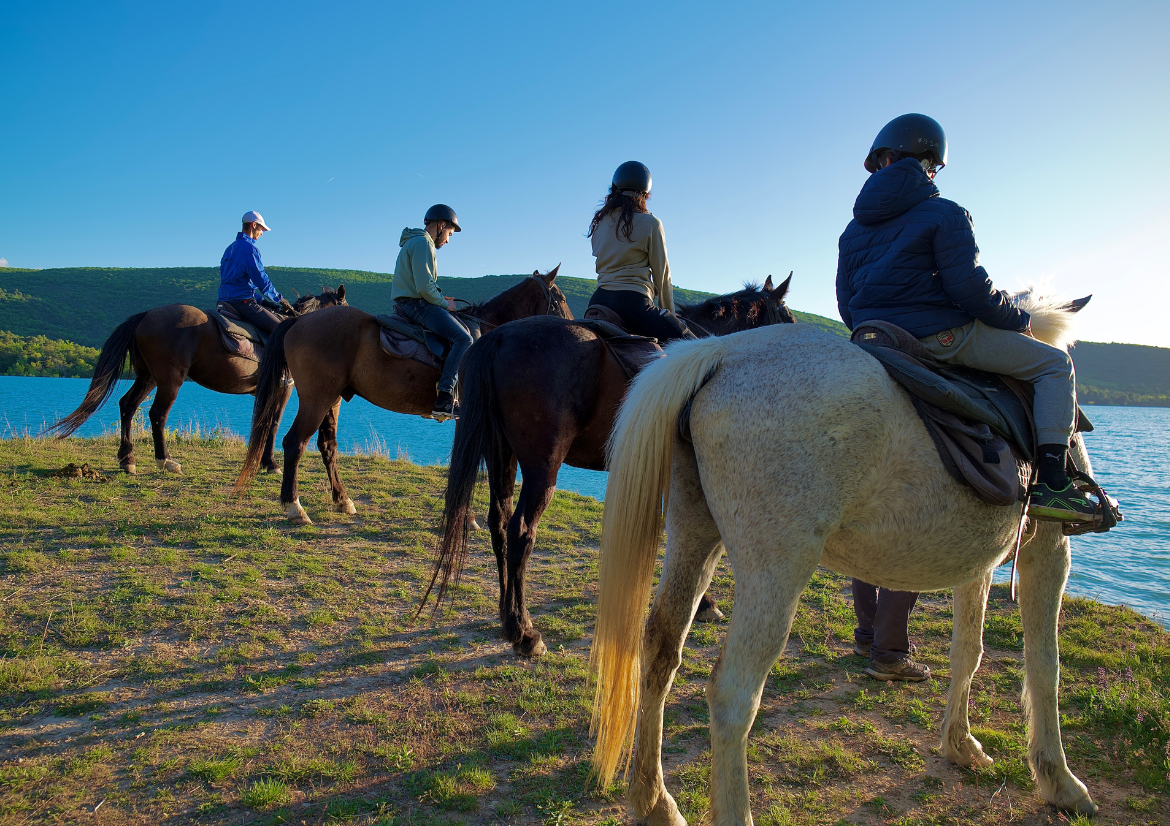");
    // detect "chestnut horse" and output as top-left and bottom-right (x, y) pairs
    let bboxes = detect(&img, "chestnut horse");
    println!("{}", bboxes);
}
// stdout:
(234, 269), (572, 524)
(46, 288), (346, 474)
(428, 275), (794, 657)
